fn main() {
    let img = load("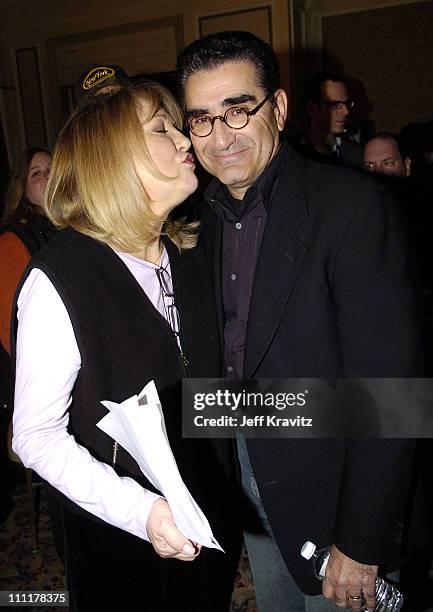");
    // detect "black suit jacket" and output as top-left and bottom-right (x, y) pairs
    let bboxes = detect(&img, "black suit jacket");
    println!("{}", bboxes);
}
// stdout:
(200, 144), (423, 594)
